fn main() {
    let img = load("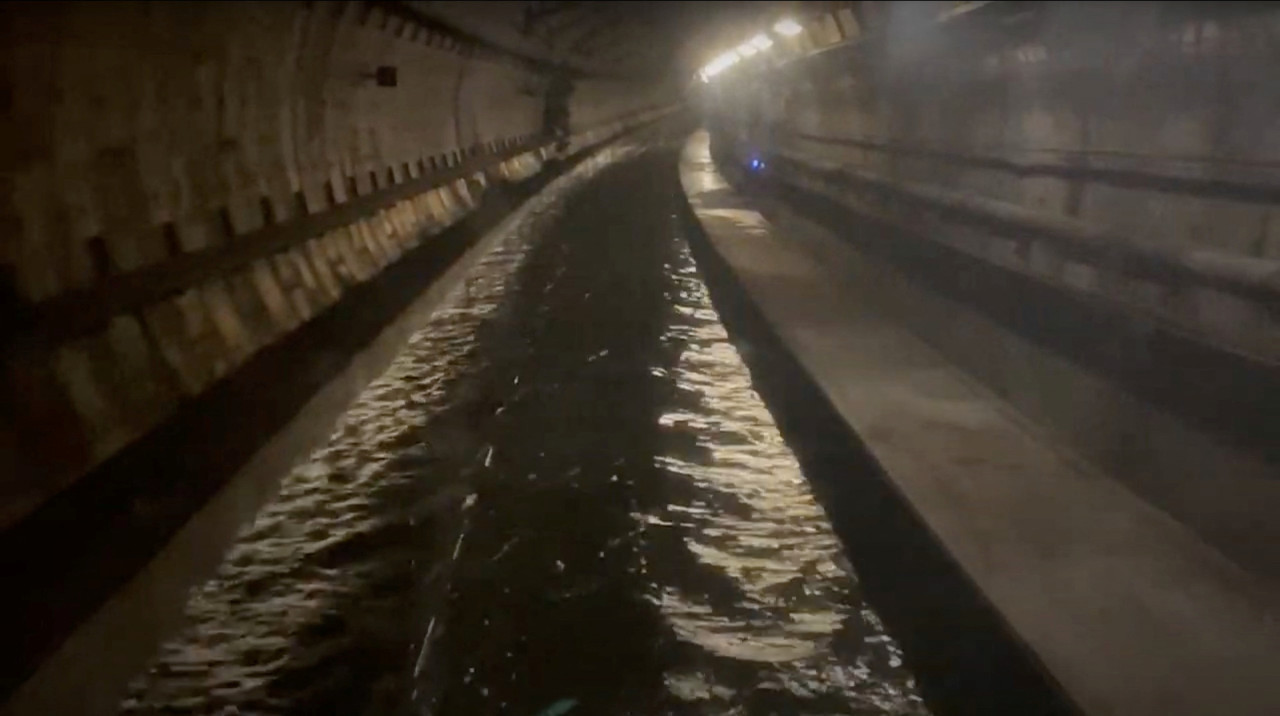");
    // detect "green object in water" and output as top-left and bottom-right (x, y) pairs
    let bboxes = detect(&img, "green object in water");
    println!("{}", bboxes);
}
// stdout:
(536, 698), (578, 716)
